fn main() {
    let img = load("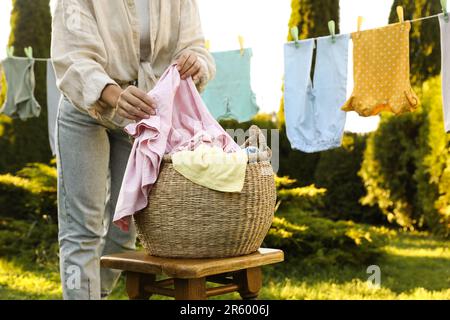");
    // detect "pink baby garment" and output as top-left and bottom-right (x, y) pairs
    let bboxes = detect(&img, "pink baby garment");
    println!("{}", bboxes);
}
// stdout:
(114, 65), (241, 231)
